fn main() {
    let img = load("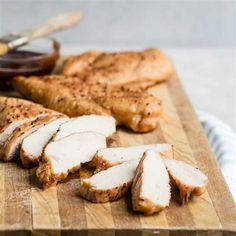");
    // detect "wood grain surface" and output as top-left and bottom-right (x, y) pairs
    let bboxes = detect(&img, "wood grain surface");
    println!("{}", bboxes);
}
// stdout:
(0, 73), (236, 235)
